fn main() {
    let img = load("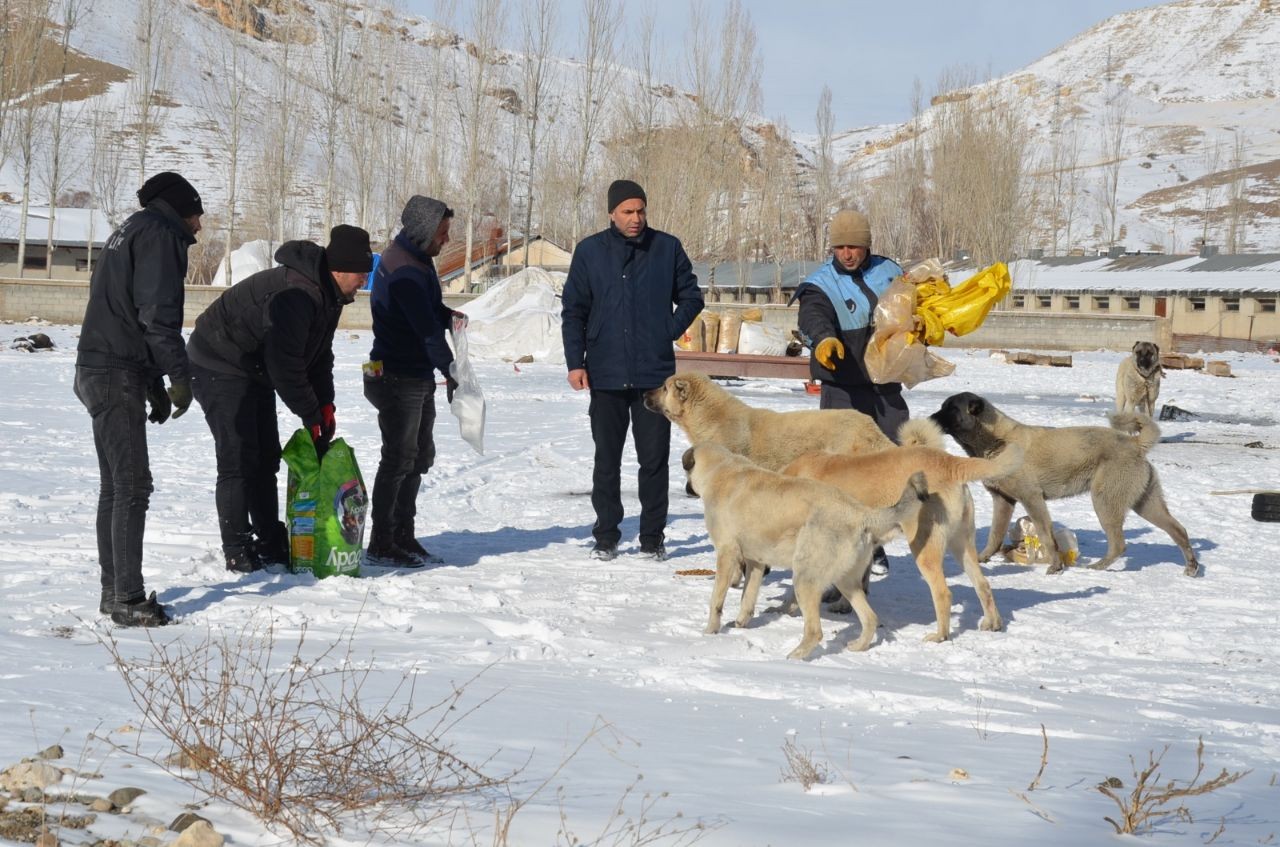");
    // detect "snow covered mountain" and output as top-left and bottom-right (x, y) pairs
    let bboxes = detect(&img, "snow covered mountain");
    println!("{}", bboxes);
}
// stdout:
(2, 0), (1278, 257)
